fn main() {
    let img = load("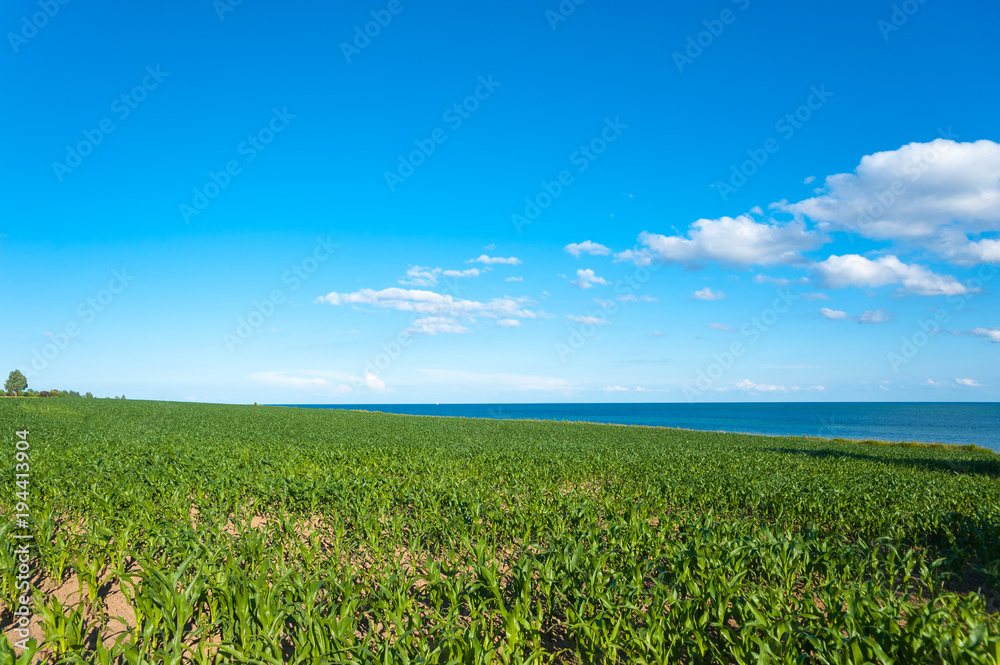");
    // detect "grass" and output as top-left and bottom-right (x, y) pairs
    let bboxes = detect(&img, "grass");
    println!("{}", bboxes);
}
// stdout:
(1, 397), (999, 663)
